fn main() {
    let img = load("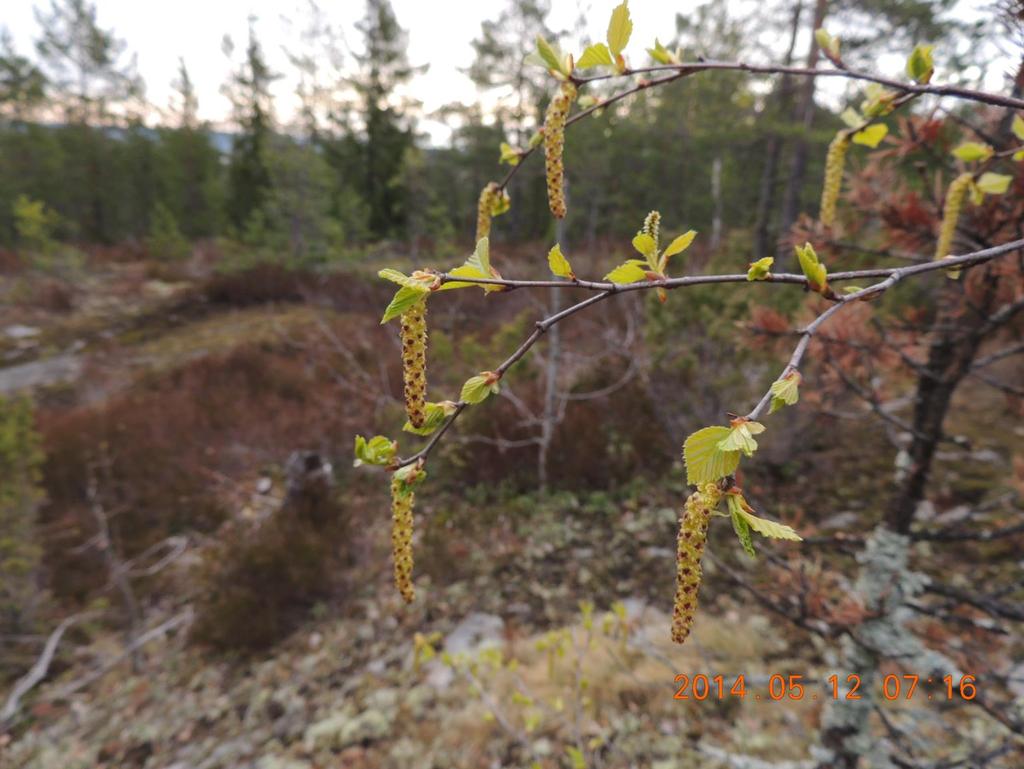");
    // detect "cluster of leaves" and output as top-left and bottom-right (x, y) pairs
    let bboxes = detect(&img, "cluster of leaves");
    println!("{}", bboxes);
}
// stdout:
(949, 115), (1024, 200)
(352, 0), (1023, 642)
(604, 212), (697, 302)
